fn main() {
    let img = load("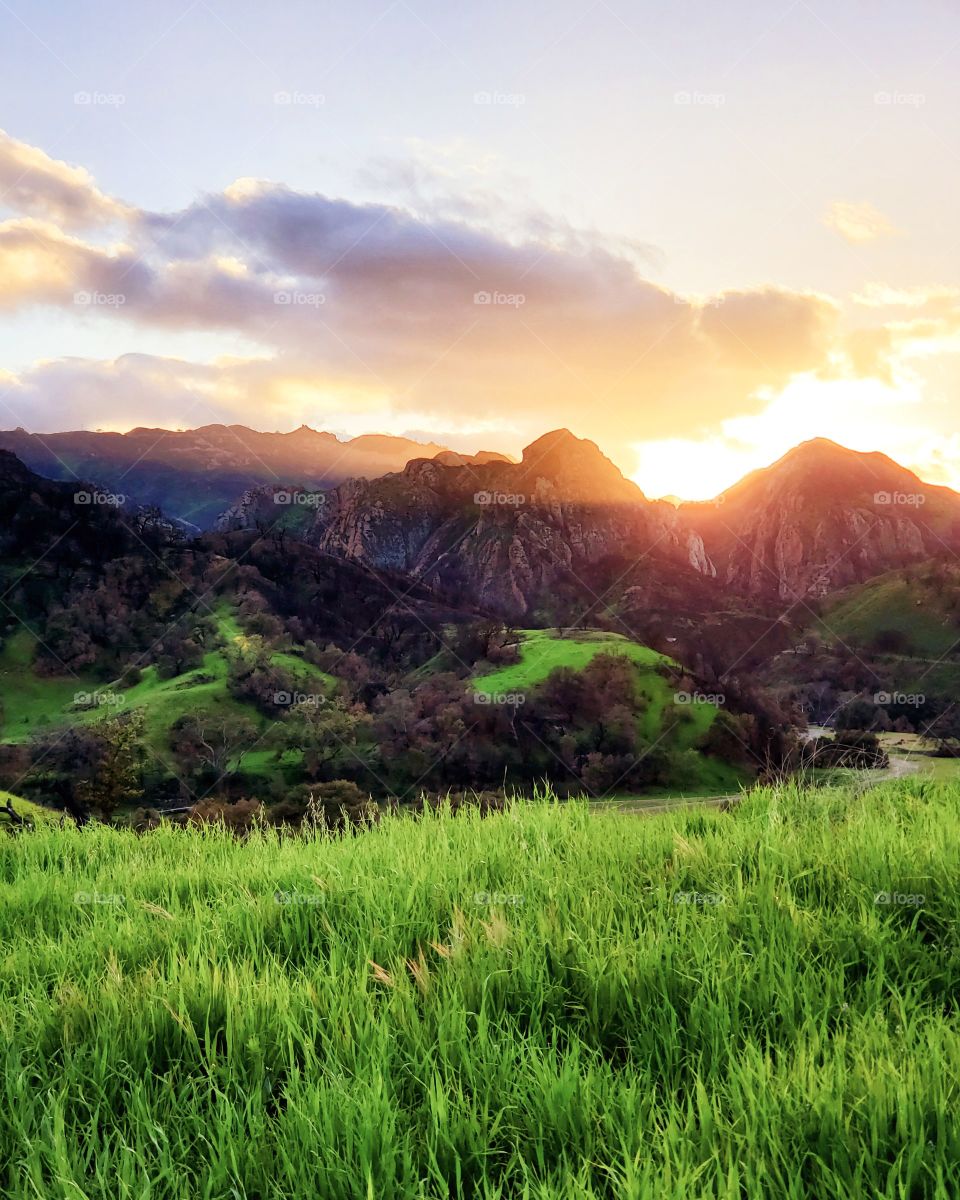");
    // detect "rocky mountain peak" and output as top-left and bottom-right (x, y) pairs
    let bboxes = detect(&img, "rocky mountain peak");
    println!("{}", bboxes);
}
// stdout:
(518, 429), (643, 501)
